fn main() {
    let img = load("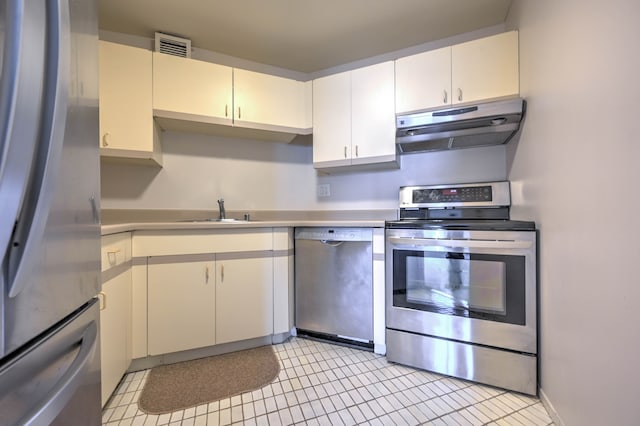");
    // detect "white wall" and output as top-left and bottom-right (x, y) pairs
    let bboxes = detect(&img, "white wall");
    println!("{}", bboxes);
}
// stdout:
(101, 130), (508, 211)
(506, 1), (640, 425)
